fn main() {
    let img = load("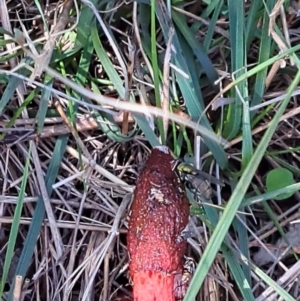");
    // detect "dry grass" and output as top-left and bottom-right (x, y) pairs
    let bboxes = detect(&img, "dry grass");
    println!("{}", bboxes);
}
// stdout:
(1, 0), (300, 301)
